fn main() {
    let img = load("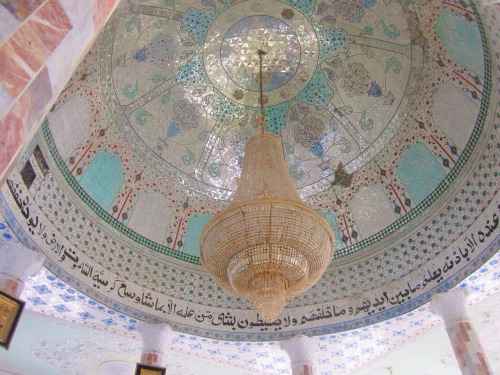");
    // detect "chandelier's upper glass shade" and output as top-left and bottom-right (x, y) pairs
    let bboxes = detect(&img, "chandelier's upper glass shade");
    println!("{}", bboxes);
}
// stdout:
(200, 133), (335, 322)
